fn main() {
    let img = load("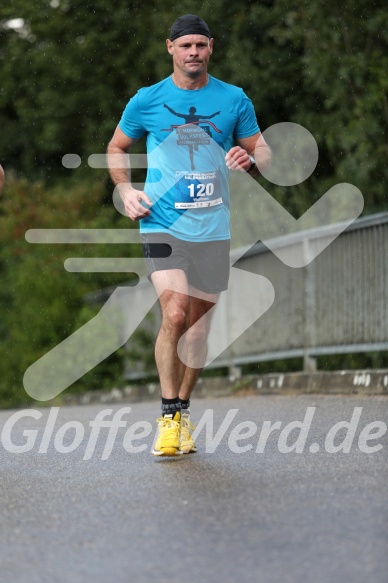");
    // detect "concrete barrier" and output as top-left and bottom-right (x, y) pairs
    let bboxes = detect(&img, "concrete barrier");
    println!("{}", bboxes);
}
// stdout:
(61, 369), (388, 407)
